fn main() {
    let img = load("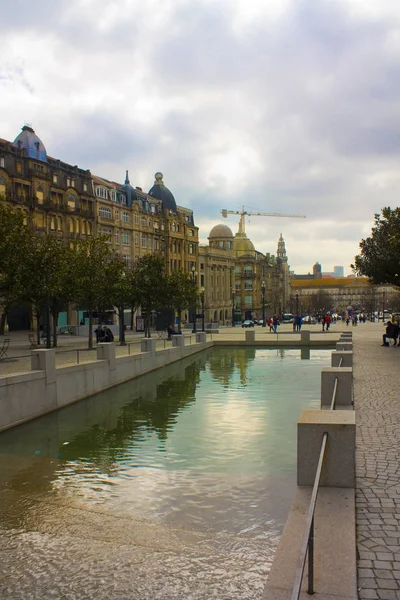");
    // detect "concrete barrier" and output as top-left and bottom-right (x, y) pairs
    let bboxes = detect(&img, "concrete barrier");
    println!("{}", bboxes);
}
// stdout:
(336, 341), (353, 351)
(297, 409), (356, 487)
(245, 330), (255, 343)
(340, 332), (352, 339)
(331, 350), (353, 367)
(196, 332), (207, 343)
(321, 367), (353, 407)
(300, 330), (310, 345)
(172, 335), (185, 348)
(141, 338), (156, 354)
